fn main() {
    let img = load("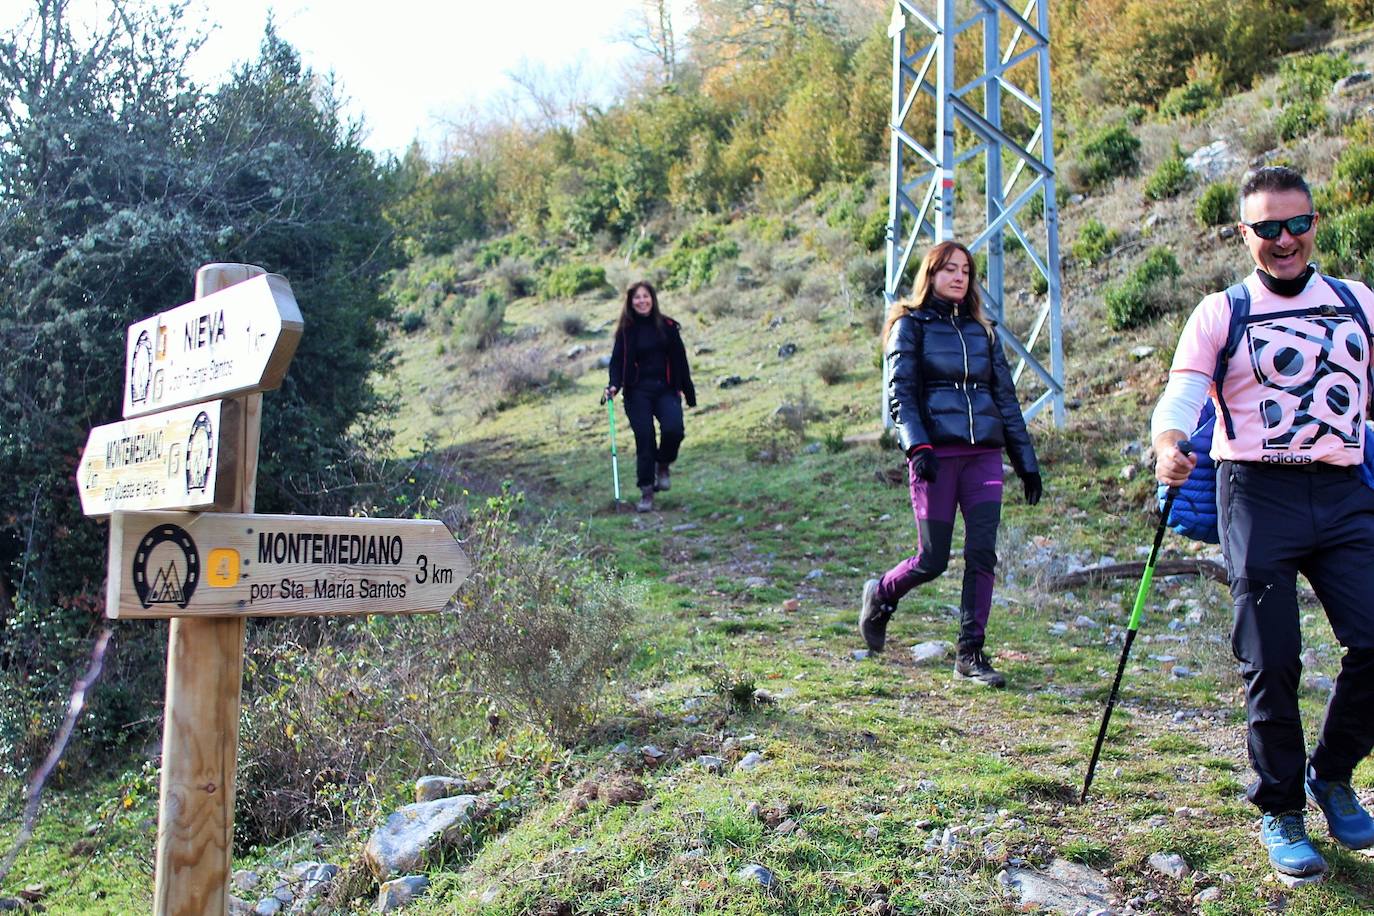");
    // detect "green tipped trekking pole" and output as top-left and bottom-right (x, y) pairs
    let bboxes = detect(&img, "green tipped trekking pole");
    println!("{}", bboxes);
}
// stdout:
(600, 392), (621, 502)
(1080, 440), (1194, 803)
